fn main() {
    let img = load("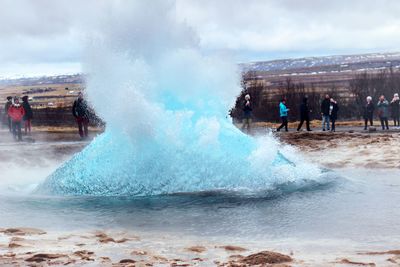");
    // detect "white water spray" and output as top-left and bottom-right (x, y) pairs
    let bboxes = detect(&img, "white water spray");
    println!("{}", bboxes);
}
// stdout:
(37, 0), (327, 196)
